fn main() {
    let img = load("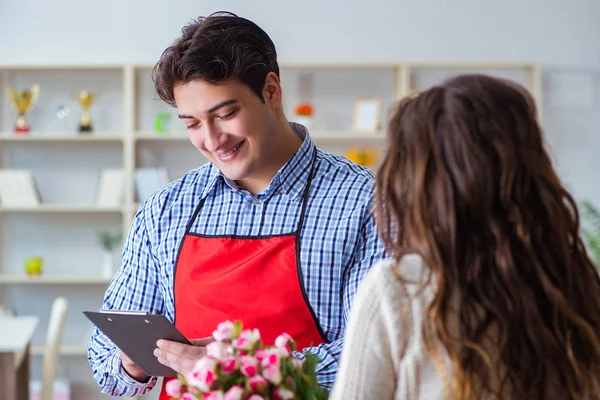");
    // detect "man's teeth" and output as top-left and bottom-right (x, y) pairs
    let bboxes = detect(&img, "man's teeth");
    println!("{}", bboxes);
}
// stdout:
(223, 142), (242, 156)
